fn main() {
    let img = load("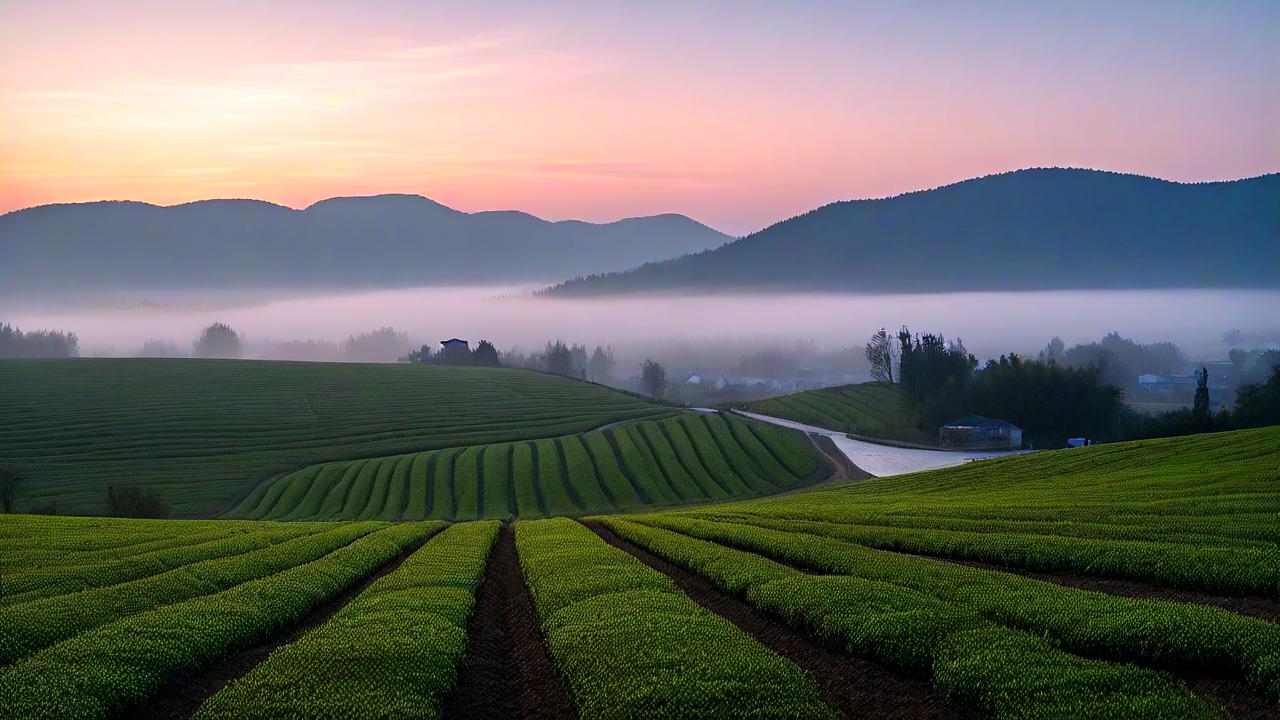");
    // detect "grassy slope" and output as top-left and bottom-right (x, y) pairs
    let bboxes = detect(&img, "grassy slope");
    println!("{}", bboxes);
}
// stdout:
(738, 382), (929, 443)
(0, 359), (677, 517)
(225, 412), (829, 521)
(695, 425), (1280, 530)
